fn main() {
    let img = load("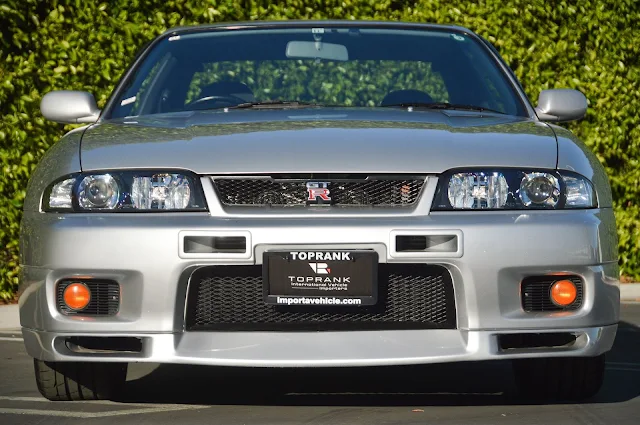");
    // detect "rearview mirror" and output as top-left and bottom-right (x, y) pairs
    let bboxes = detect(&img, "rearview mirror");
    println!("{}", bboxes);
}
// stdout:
(286, 41), (349, 62)
(535, 89), (587, 122)
(40, 91), (101, 124)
